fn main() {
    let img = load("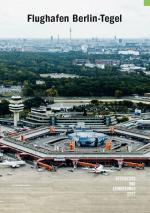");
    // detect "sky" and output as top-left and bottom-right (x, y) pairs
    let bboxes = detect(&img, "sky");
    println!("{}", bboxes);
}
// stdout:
(0, 0), (150, 39)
